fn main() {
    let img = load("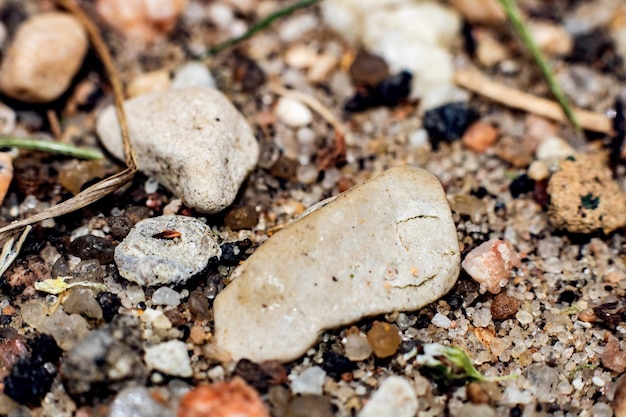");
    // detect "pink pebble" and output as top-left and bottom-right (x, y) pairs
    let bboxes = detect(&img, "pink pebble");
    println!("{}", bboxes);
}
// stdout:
(462, 239), (520, 294)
